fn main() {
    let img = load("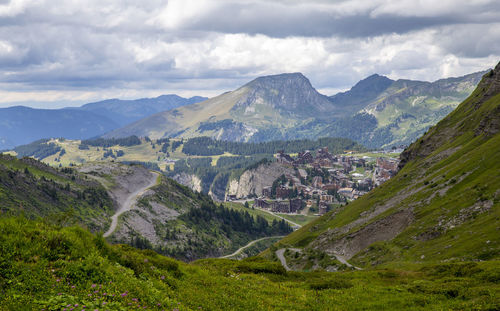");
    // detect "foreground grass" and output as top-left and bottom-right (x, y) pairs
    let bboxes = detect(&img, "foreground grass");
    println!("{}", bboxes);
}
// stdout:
(0, 217), (498, 310)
